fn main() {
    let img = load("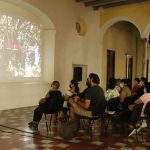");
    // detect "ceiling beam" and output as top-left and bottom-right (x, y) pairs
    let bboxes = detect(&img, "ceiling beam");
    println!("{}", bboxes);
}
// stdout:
(85, 0), (127, 7)
(93, 0), (150, 9)
(76, 0), (94, 2)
